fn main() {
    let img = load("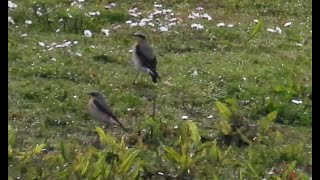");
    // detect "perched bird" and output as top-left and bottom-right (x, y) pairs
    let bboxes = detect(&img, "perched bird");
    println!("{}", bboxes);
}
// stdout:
(131, 32), (160, 84)
(87, 90), (128, 132)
